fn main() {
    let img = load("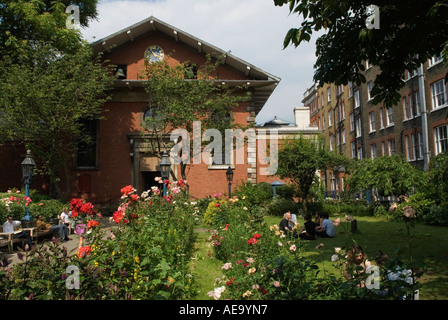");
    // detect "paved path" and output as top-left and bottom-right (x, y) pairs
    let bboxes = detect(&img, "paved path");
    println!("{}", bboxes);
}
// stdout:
(2, 217), (115, 267)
